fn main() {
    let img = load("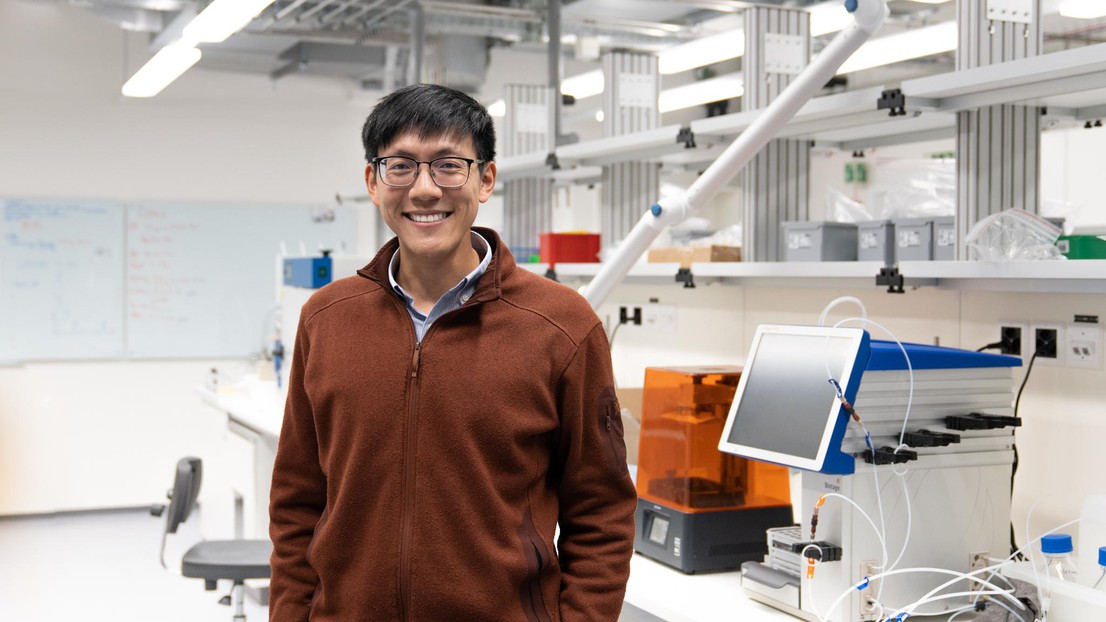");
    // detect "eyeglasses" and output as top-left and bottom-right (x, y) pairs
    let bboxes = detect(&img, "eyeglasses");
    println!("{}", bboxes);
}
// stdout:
(371, 155), (485, 188)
